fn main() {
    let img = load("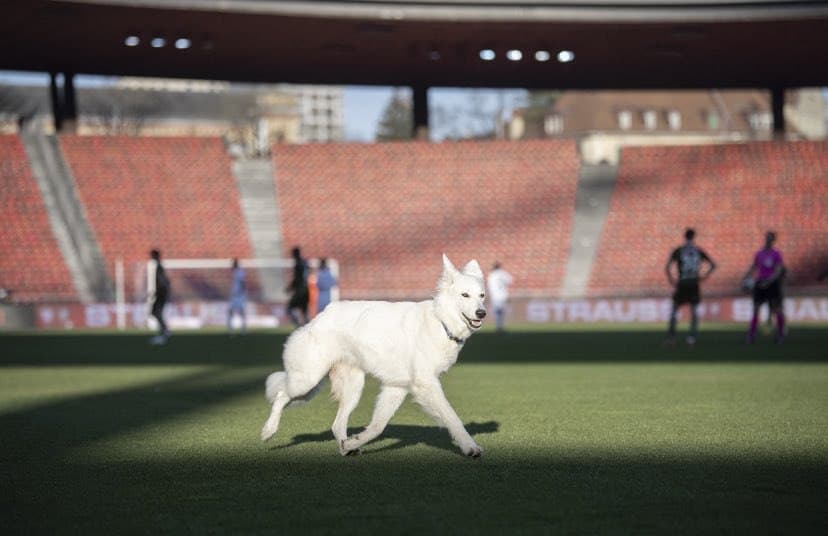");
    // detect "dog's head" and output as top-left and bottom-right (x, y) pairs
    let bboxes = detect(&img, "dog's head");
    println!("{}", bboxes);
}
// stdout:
(436, 254), (487, 331)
